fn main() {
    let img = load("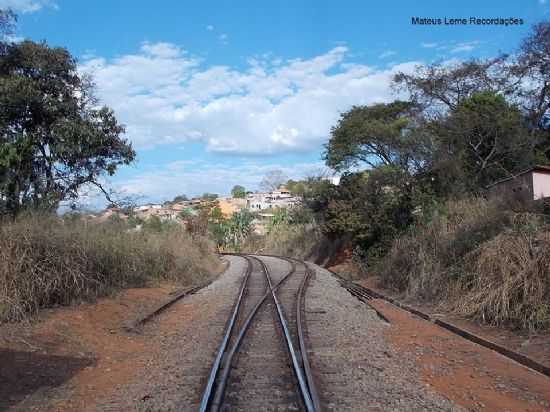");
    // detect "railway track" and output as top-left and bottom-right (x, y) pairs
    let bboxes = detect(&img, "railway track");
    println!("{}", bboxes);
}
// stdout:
(198, 254), (321, 412)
